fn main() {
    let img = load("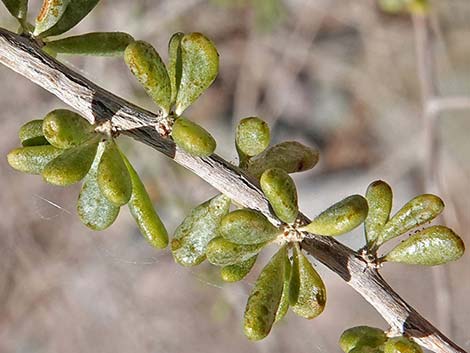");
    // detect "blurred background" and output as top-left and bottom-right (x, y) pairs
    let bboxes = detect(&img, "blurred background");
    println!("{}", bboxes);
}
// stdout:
(1, 0), (470, 352)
